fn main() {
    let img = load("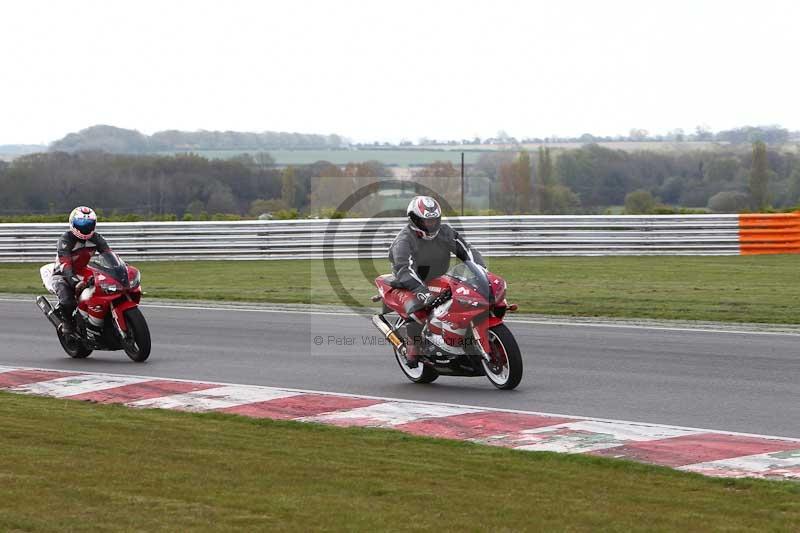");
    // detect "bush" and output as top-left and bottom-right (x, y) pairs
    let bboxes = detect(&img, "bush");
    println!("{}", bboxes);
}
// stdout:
(542, 185), (581, 214)
(249, 198), (288, 217)
(457, 209), (506, 216)
(318, 207), (349, 219)
(149, 214), (178, 222)
(651, 204), (678, 214)
(624, 190), (657, 214)
(273, 209), (299, 220)
(707, 191), (750, 213)
(0, 214), (64, 223)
